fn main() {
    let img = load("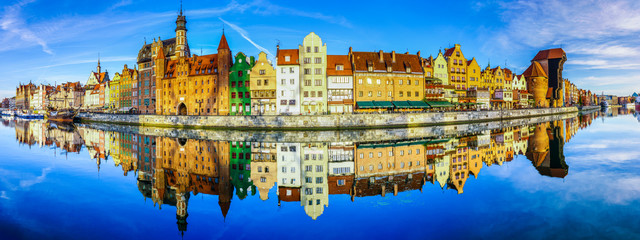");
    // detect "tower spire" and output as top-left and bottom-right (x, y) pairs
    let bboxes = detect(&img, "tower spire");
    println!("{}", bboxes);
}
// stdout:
(180, 0), (183, 16)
